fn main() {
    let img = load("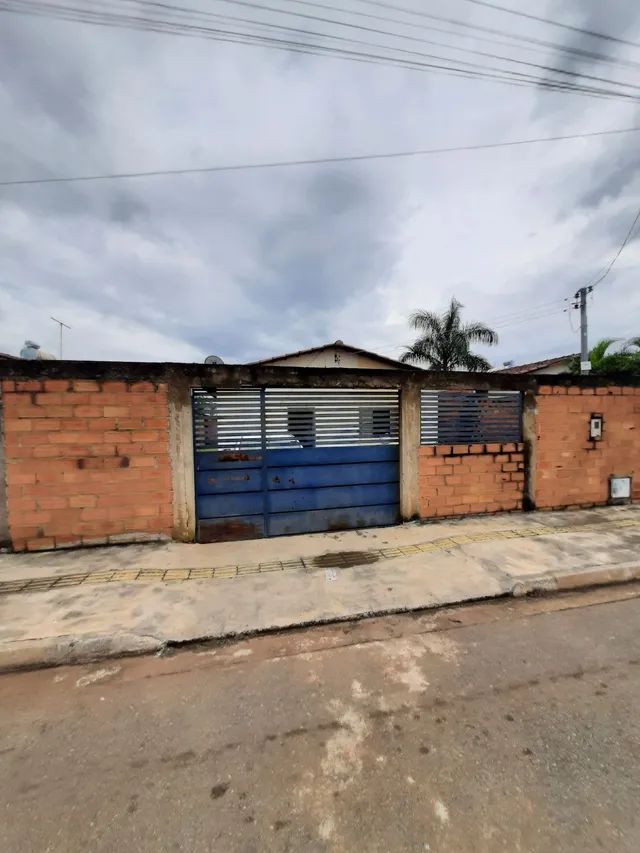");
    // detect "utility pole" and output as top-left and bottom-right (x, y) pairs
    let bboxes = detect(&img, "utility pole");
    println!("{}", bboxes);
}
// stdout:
(50, 317), (71, 360)
(574, 286), (593, 374)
